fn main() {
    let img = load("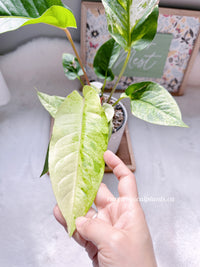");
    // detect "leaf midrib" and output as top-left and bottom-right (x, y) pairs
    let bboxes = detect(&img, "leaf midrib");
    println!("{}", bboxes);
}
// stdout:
(70, 98), (85, 218)
(0, 1), (12, 16)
